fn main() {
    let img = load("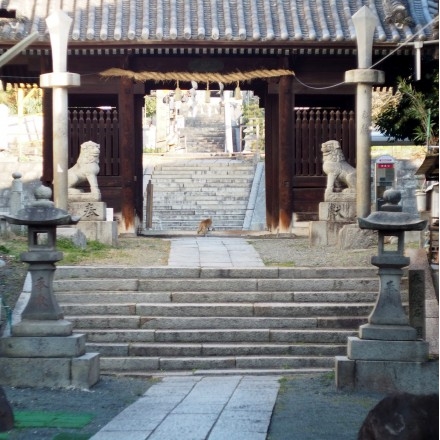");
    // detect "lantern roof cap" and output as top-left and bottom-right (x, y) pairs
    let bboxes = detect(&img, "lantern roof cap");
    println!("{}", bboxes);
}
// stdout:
(358, 211), (427, 231)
